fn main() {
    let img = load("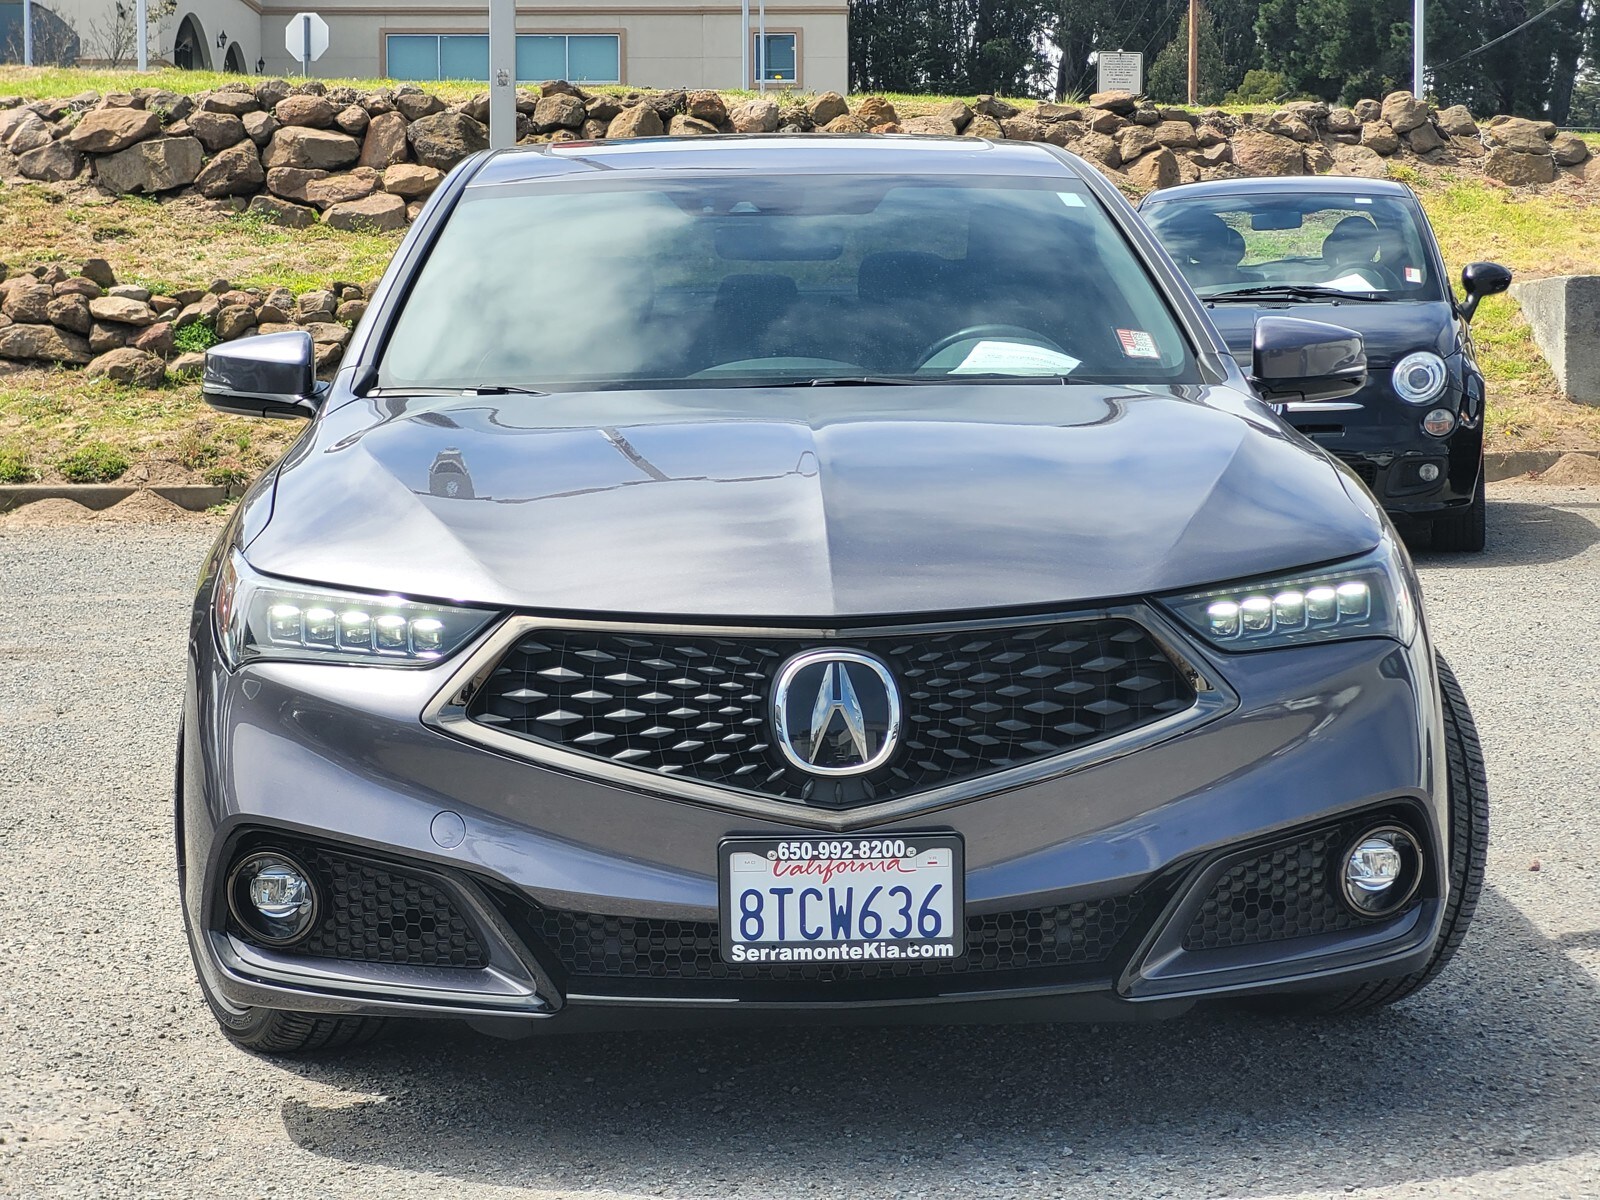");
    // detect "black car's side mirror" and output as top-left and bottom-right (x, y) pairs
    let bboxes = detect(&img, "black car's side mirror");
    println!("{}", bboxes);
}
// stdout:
(1251, 315), (1367, 404)
(1459, 261), (1512, 321)
(202, 331), (321, 419)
